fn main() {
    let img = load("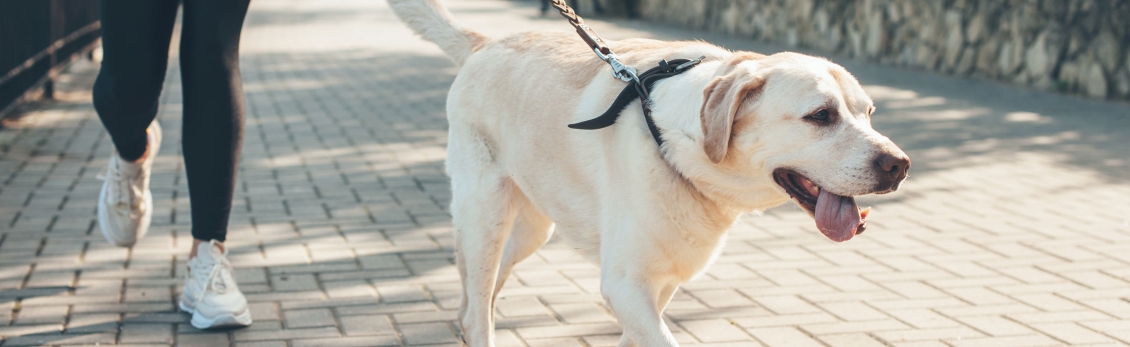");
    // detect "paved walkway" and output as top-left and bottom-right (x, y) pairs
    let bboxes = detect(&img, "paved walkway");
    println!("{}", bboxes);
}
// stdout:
(2, 0), (1130, 346)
